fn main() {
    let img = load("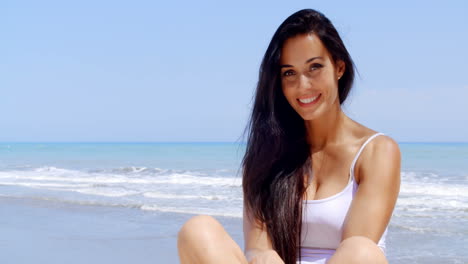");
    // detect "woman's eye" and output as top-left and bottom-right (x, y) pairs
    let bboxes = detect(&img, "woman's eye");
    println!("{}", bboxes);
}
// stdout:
(283, 70), (295, 77)
(310, 64), (323, 71)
